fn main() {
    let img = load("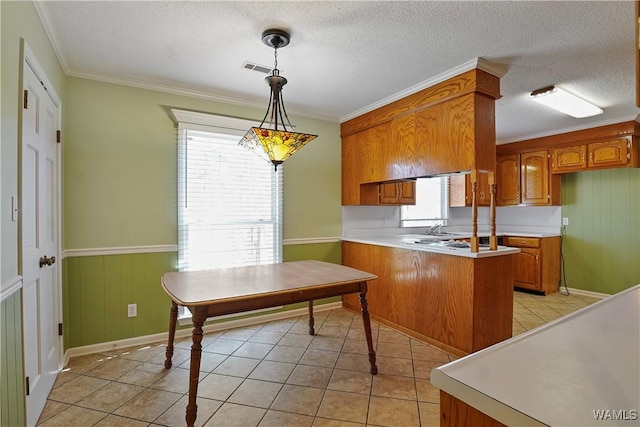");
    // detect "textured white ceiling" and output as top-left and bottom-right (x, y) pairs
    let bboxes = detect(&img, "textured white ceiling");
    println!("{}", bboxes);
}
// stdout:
(36, 1), (639, 143)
